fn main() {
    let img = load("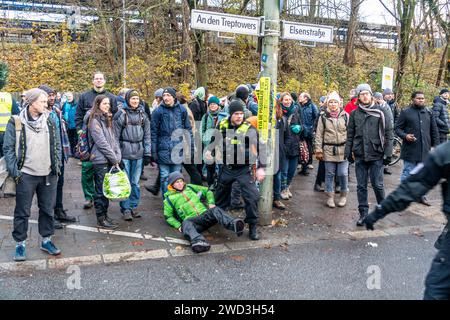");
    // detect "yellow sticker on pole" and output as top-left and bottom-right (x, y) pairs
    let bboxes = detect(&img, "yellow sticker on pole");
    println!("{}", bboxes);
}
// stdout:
(257, 77), (271, 142)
